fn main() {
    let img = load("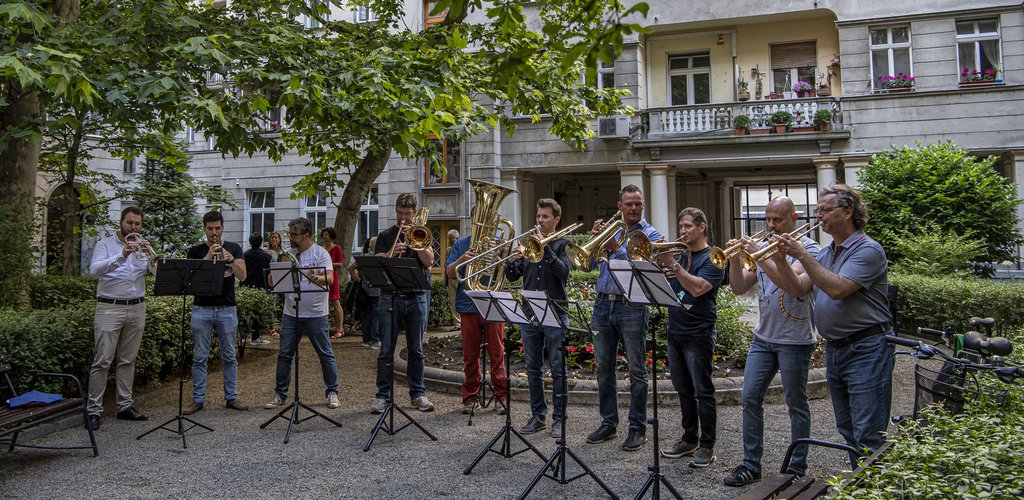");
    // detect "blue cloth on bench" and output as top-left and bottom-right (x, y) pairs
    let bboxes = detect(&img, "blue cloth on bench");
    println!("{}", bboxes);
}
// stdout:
(7, 390), (62, 409)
